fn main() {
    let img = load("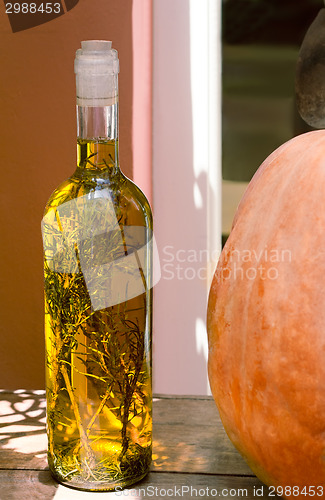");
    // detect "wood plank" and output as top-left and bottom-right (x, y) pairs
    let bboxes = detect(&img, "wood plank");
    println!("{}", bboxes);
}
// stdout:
(0, 391), (251, 477)
(153, 397), (251, 475)
(0, 469), (279, 500)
